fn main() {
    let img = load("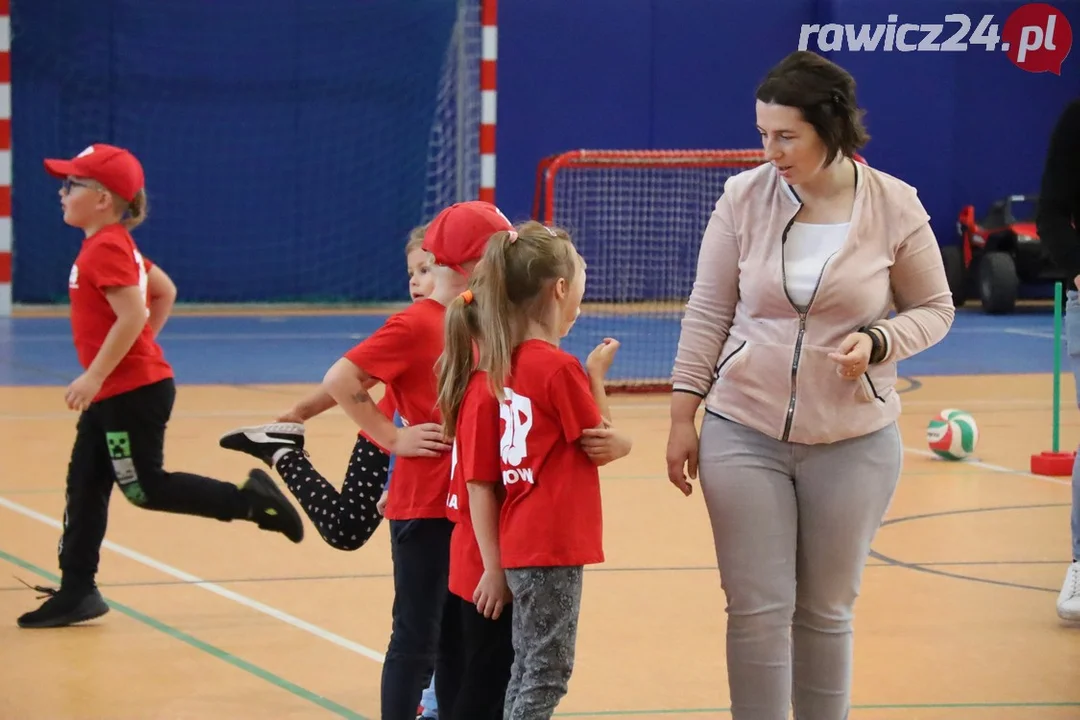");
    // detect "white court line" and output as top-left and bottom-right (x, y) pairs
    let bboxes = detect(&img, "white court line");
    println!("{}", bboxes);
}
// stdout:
(903, 447), (1071, 487)
(0, 443), (1066, 665)
(0, 495), (387, 664)
(1002, 328), (1056, 340)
